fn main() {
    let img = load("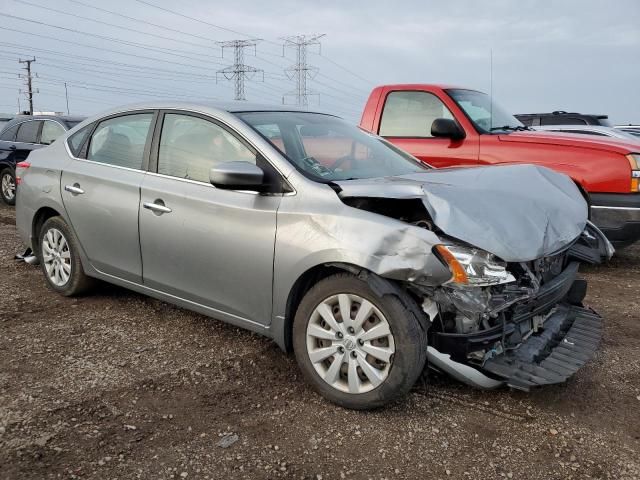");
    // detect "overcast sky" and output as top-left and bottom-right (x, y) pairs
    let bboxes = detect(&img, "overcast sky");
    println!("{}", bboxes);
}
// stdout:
(0, 0), (638, 124)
